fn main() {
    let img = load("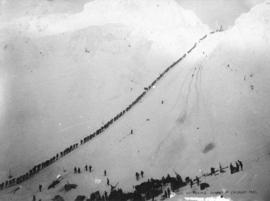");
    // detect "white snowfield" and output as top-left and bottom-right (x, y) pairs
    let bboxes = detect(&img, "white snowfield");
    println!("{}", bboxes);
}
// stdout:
(0, 0), (270, 201)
